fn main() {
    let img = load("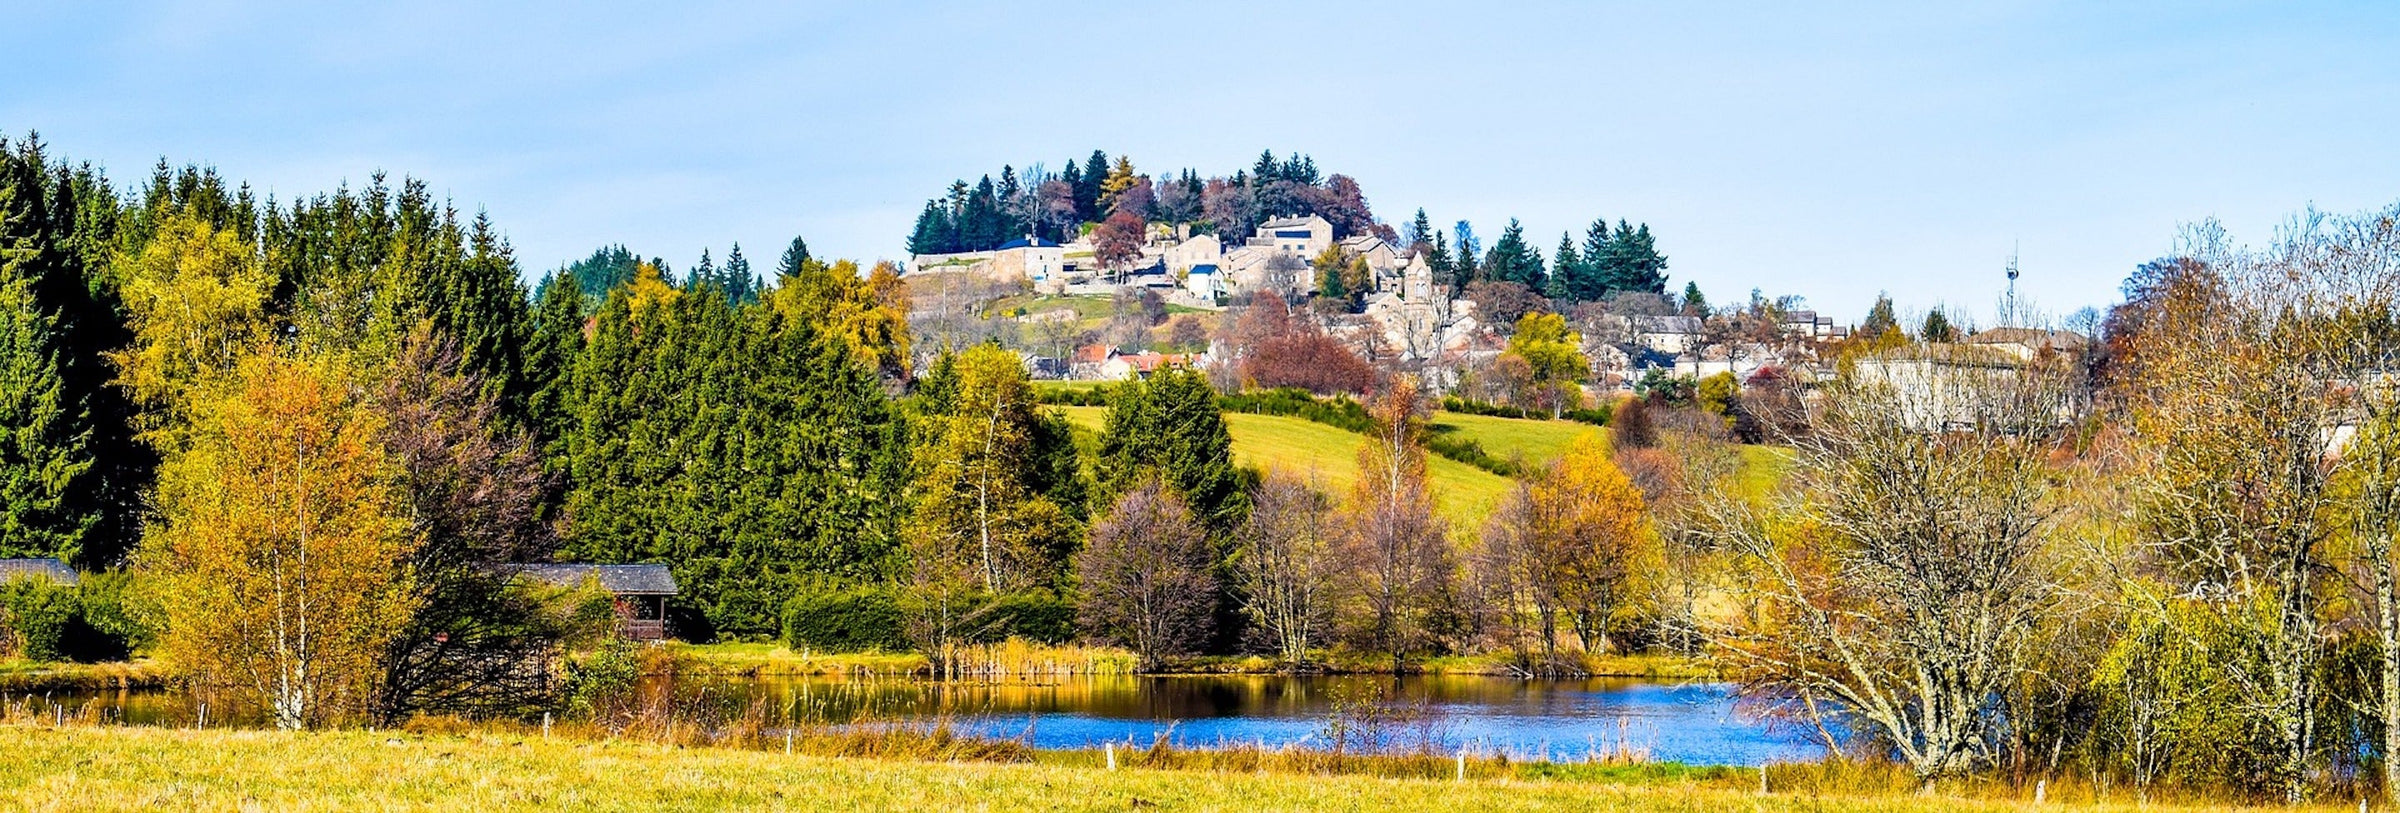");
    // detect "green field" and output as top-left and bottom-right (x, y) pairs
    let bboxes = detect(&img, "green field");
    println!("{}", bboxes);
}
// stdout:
(0, 724), (2304, 812)
(1053, 406), (1511, 530)
(989, 294), (1217, 333)
(1424, 411), (1606, 467)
